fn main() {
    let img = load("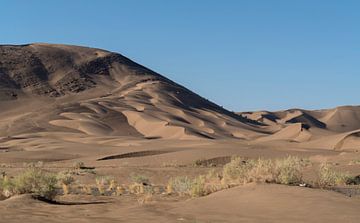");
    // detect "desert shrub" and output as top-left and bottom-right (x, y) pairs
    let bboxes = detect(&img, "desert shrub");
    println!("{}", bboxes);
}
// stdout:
(129, 183), (154, 195)
(348, 159), (360, 165)
(273, 156), (304, 185)
(194, 159), (204, 167)
(222, 156), (254, 185)
(166, 176), (208, 197)
(167, 176), (193, 196)
(0, 174), (14, 197)
(57, 172), (75, 195)
(129, 174), (153, 195)
(248, 158), (274, 183)
(129, 183), (145, 194)
(317, 163), (350, 188)
(221, 156), (306, 186)
(10, 167), (58, 199)
(115, 185), (126, 196)
(95, 176), (114, 195)
(190, 175), (207, 197)
(72, 161), (85, 170)
(222, 156), (274, 185)
(130, 174), (150, 185)
(23, 161), (44, 168)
